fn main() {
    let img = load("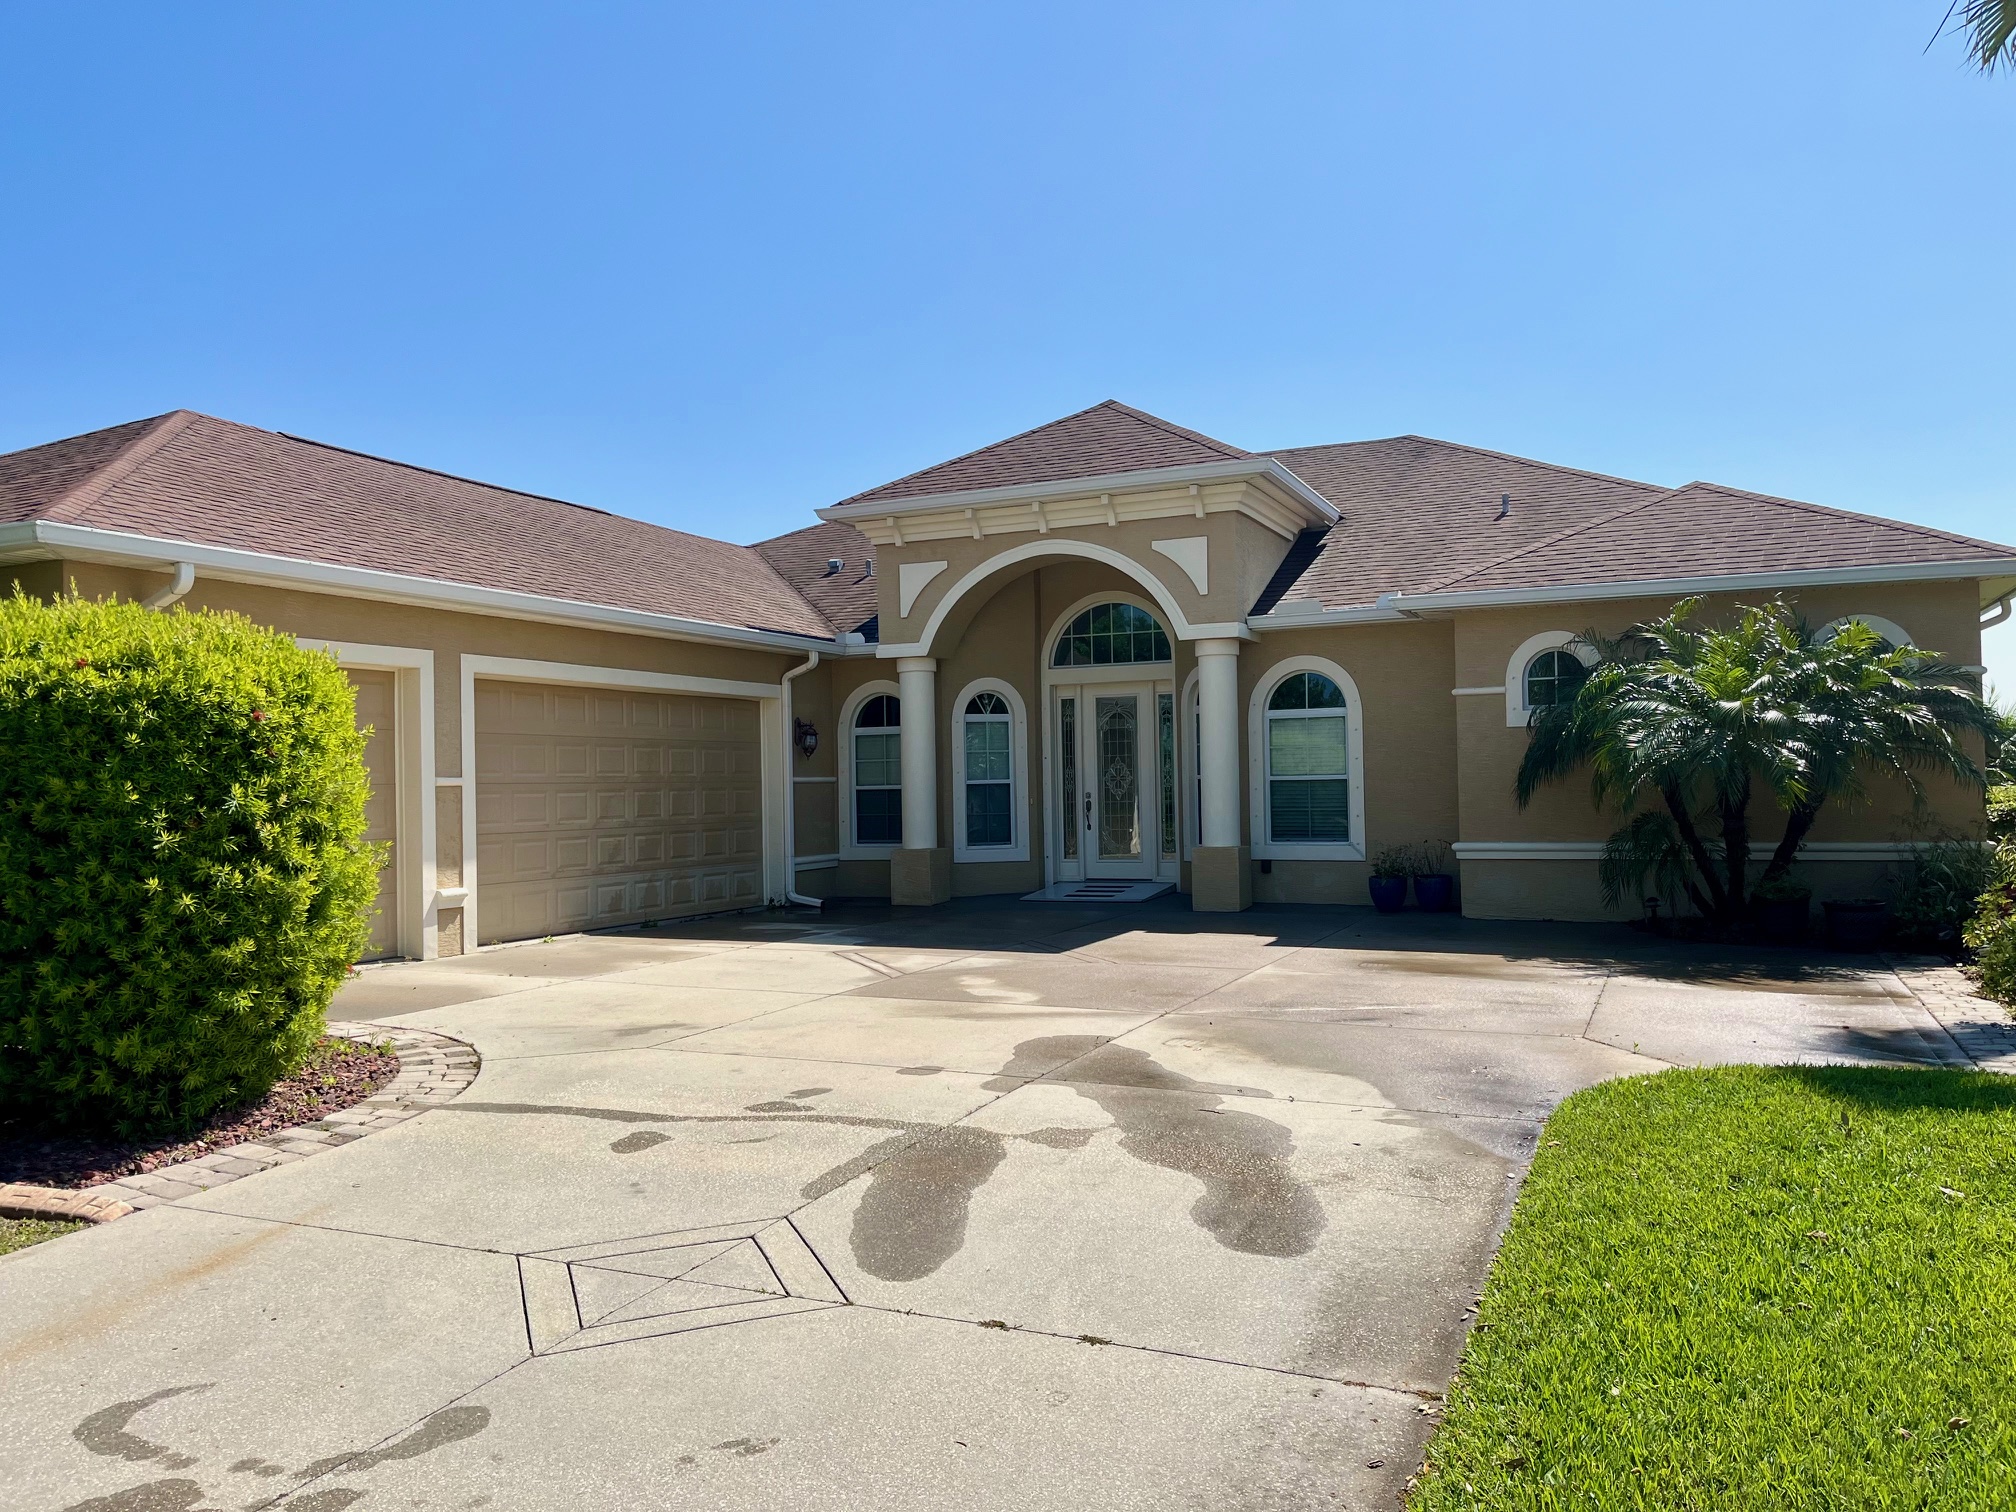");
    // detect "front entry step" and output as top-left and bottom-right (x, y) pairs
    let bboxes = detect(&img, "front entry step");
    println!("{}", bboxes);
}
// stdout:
(1022, 880), (1176, 903)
